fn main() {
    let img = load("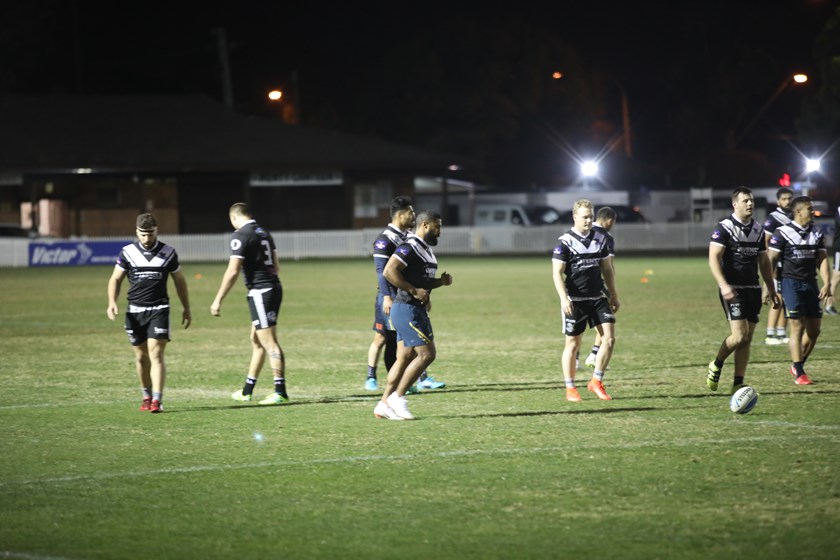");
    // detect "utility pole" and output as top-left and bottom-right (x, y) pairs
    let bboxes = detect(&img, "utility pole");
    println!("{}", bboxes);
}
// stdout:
(211, 27), (234, 108)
